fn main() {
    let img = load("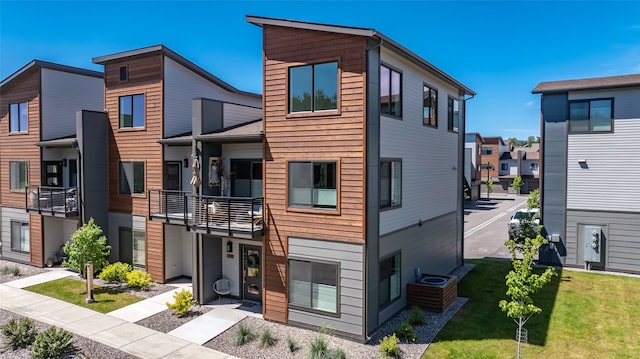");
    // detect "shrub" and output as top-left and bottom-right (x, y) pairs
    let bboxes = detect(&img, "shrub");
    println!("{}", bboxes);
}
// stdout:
(379, 333), (400, 358)
(166, 289), (193, 317)
(306, 335), (328, 359)
(30, 326), (74, 359)
(126, 269), (152, 290)
(287, 336), (298, 352)
(408, 305), (426, 326)
(259, 328), (277, 348)
(329, 348), (346, 359)
(234, 324), (255, 346)
(98, 262), (132, 284)
(0, 318), (37, 352)
(0, 265), (20, 276)
(62, 218), (111, 278)
(394, 320), (416, 343)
